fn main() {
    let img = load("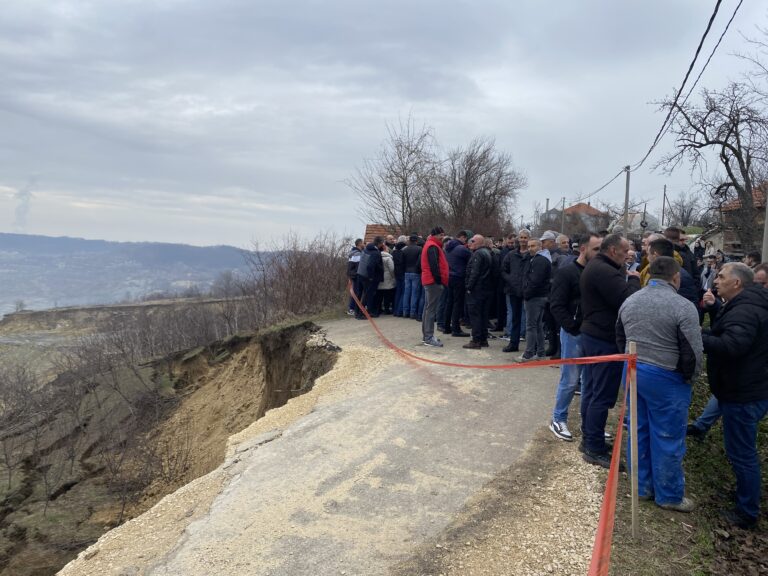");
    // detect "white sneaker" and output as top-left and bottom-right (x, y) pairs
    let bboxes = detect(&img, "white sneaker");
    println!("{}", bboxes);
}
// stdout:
(549, 420), (573, 441)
